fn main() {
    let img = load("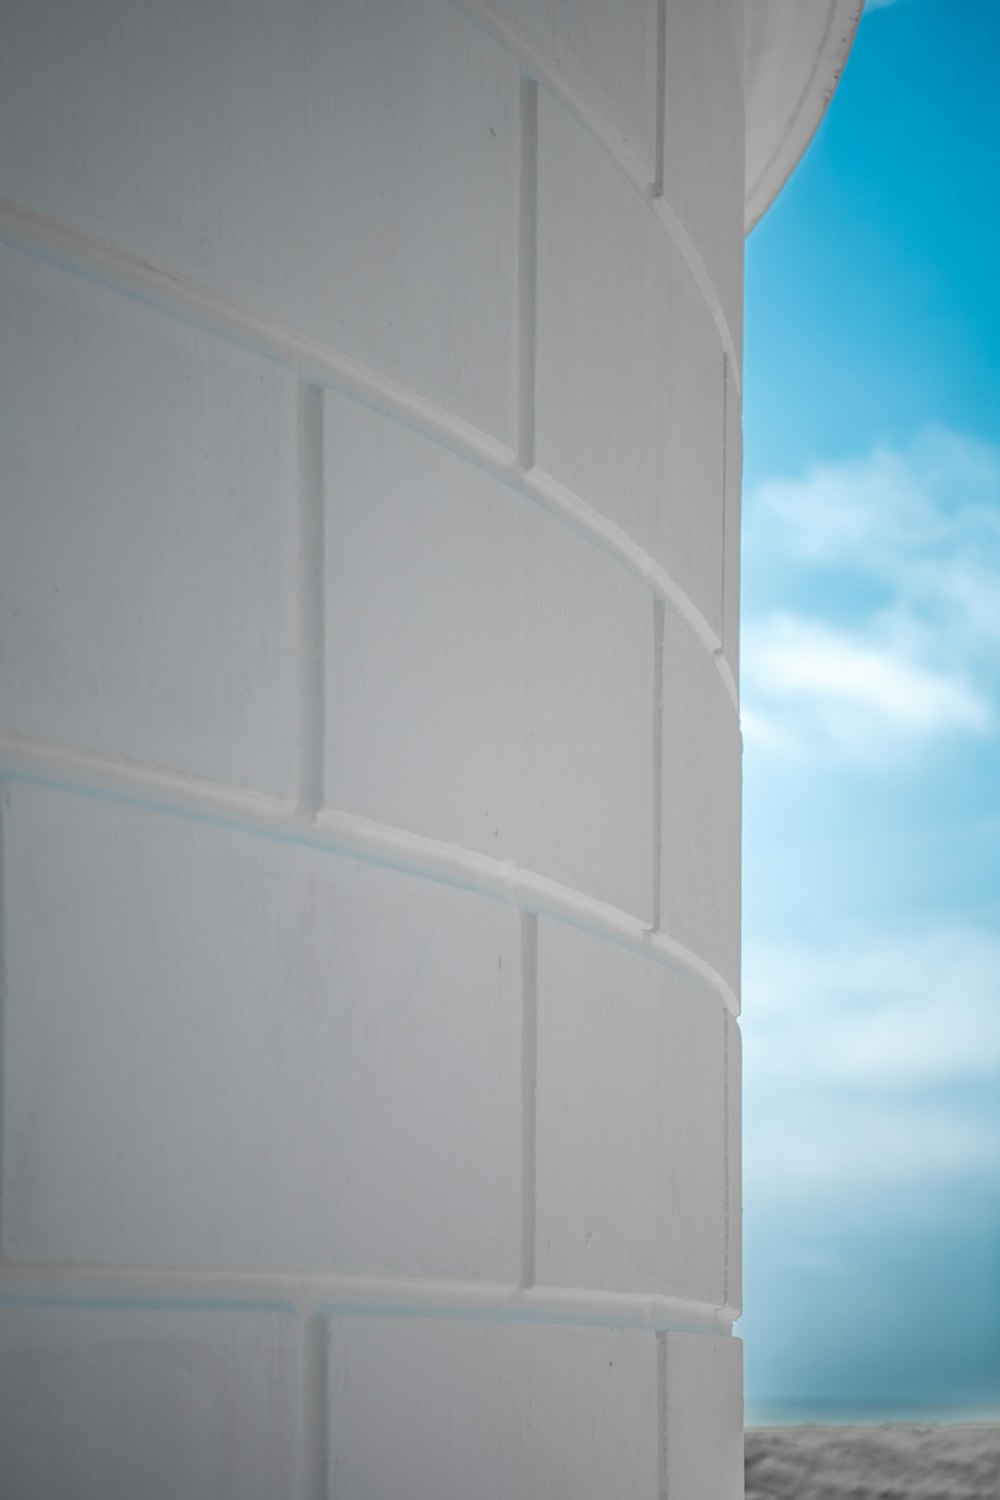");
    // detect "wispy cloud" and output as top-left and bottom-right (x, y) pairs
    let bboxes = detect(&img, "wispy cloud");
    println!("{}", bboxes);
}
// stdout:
(742, 429), (1000, 760)
(746, 928), (1000, 1083)
(743, 927), (1000, 1198)
(746, 1103), (999, 1199)
(744, 613), (990, 749)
